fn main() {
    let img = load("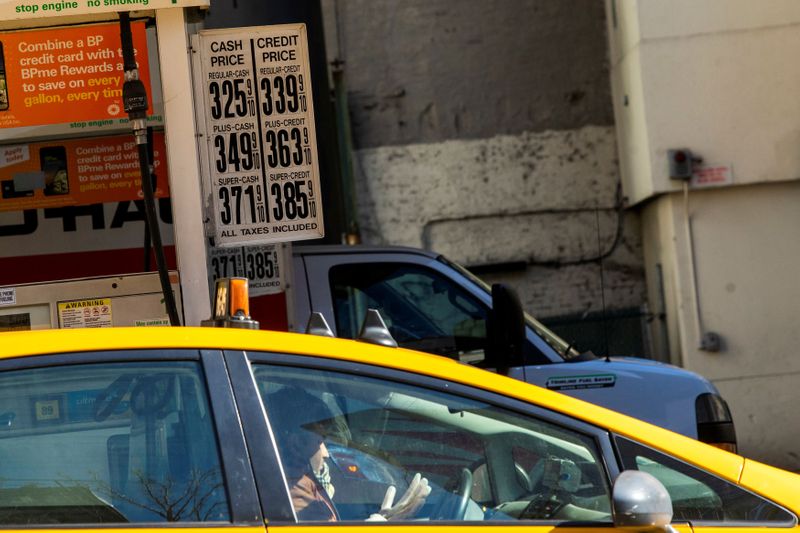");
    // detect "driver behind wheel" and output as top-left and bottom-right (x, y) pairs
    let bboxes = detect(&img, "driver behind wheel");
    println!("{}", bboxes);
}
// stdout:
(266, 387), (431, 522)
